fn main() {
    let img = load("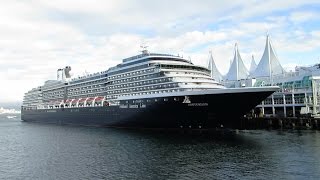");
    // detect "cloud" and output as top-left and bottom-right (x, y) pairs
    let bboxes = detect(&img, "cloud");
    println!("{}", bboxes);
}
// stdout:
(289, 11), (320, 23)
(0, 1), (320, 102)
